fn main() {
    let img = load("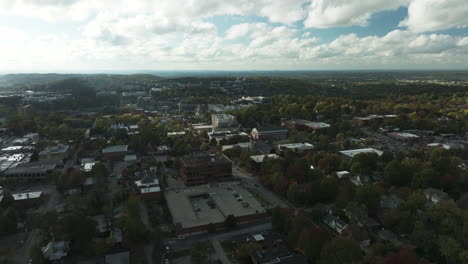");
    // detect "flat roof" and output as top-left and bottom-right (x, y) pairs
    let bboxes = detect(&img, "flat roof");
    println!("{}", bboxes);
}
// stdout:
(222, 142), (251, 151)
(278, 143), (314, 149)
(165, 182), (266, 229)
(339, 148), (383, 158)
(303, 122), (331, 129)
(124, 155), (137, 161)
(13, 191), (43, 200)
(250, 154), (281, 163)
(388, 132), (420, 139)
(102, 145), (128, 153)
(39, 144), (69, 155)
